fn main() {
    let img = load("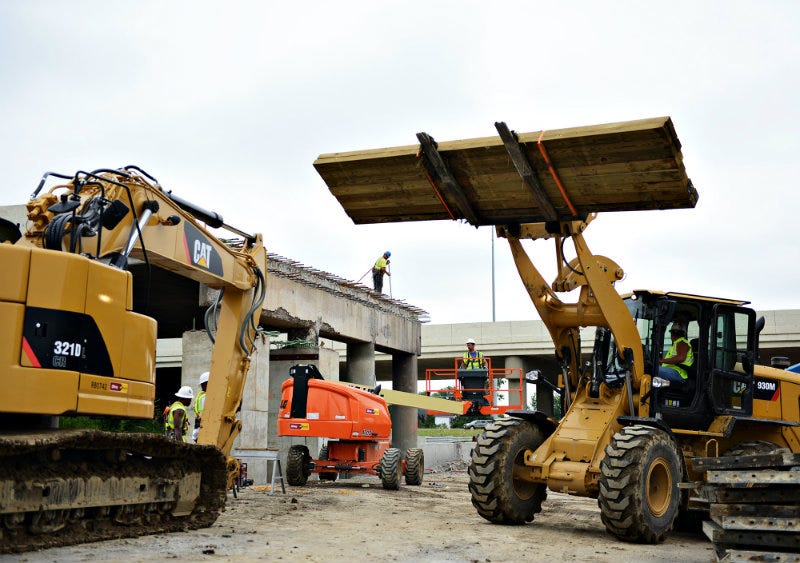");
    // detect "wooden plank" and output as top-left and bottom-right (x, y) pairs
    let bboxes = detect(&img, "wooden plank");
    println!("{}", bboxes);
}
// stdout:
(315, 116), (697, 226)
(693, 451), (800, 471)
(704, 486), (800, 504)
(711, 503), (800, 532)
(706, 469), (800, 486)
(704, 520), (800, 550)
(718, 548), (800, 563)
